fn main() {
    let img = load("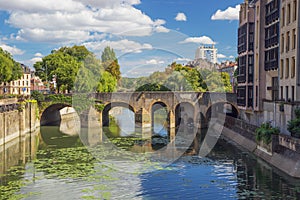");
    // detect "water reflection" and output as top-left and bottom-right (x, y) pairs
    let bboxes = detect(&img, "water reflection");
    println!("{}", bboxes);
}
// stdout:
(1, 113), (300, 199)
